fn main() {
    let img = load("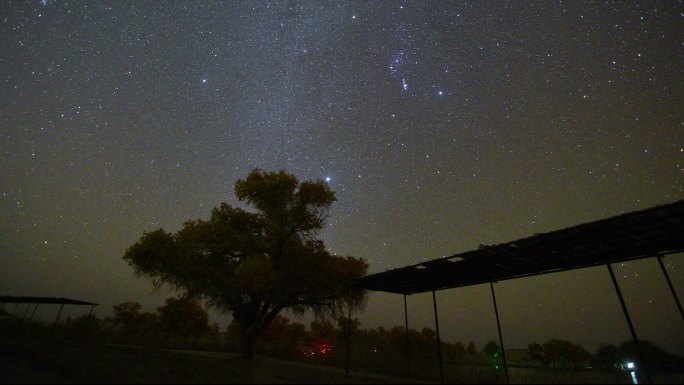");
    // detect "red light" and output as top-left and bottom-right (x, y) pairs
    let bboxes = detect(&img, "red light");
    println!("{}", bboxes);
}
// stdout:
(303, 343), (333, 358)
